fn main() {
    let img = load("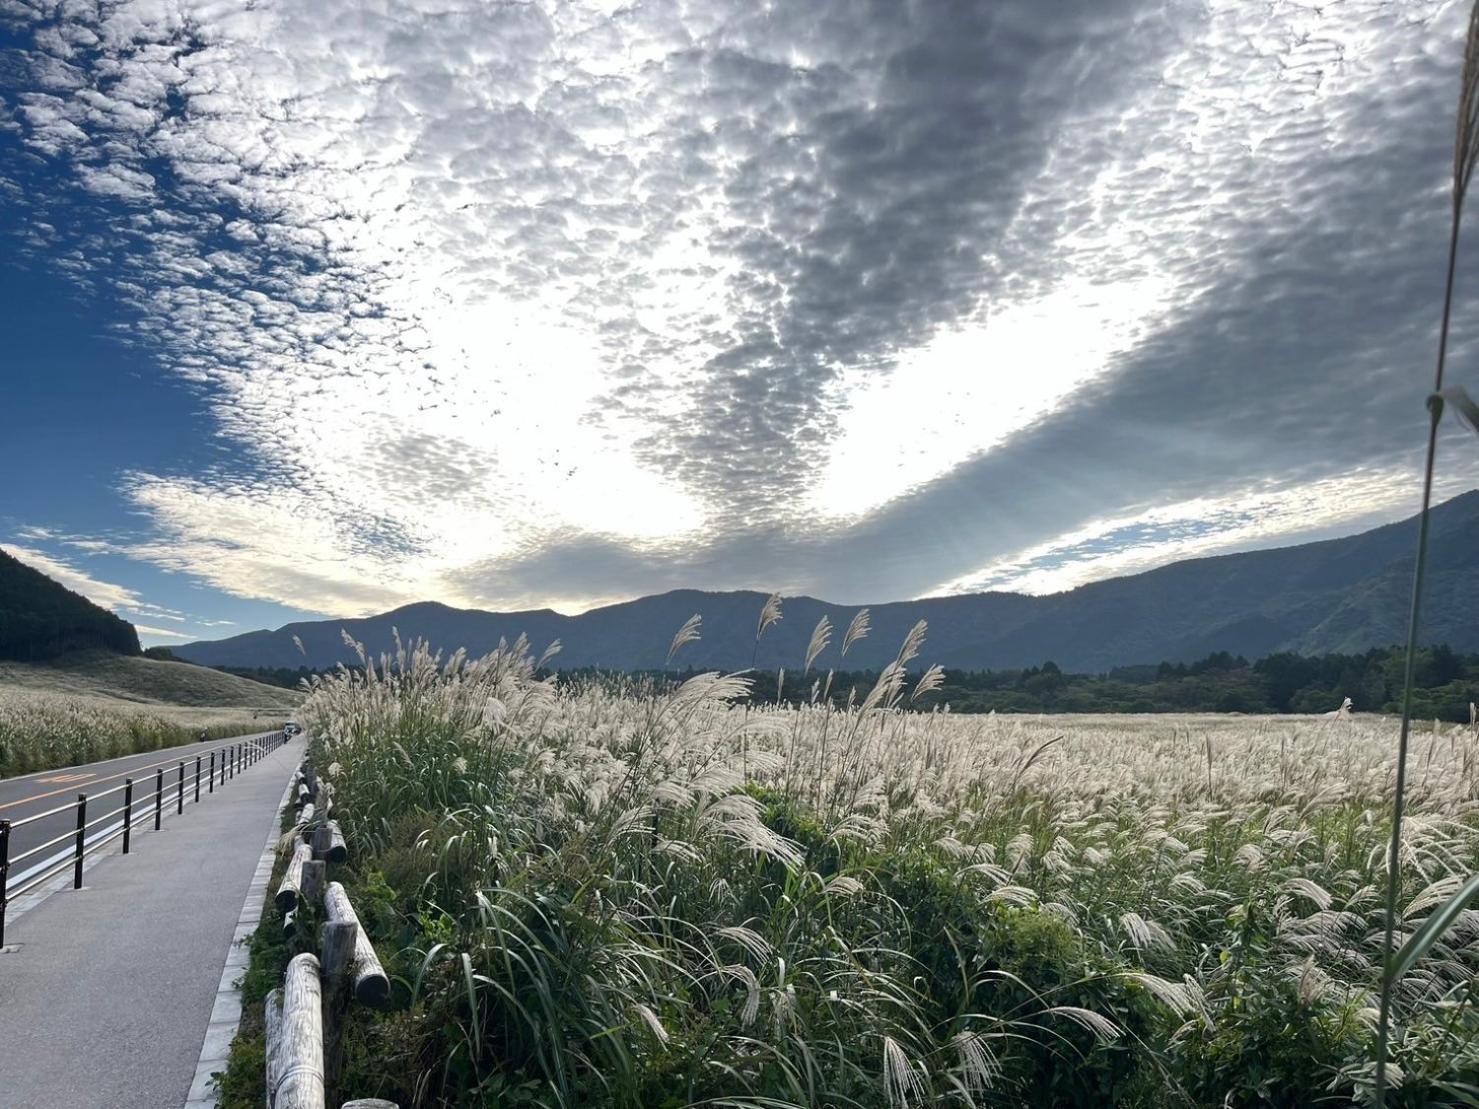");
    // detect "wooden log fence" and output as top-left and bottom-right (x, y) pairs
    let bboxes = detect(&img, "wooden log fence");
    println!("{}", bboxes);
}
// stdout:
(265, 758), (398, 1109)
(276, 841), (312, 913)
(325, 881), (390, 1007)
